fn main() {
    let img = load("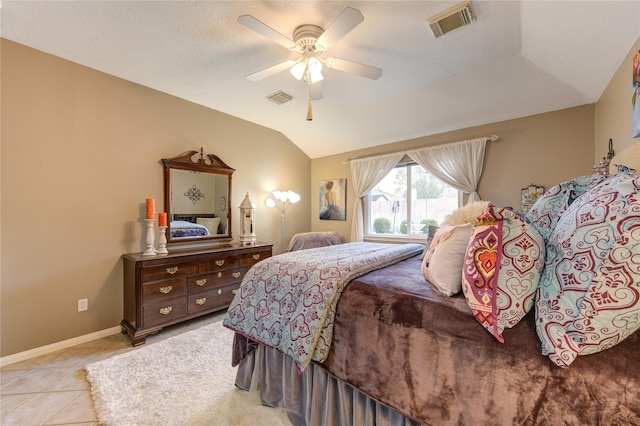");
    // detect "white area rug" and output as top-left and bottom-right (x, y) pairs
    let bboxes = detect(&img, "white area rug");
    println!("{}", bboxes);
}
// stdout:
(85, 321), (291, 426)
